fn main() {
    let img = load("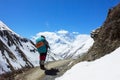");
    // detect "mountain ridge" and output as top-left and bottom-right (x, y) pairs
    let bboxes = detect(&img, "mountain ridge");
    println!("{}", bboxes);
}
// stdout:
(0, 21), (39, 74)
(0, 21), (93, 76)
(32, 30), (93, 59)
